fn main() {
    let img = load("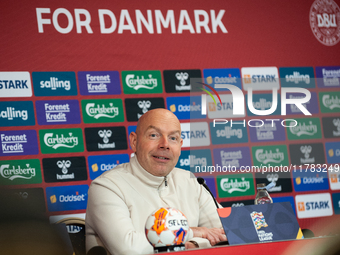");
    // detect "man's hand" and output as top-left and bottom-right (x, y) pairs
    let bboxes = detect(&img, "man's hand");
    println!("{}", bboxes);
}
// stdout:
(190, 227), (227, 246)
